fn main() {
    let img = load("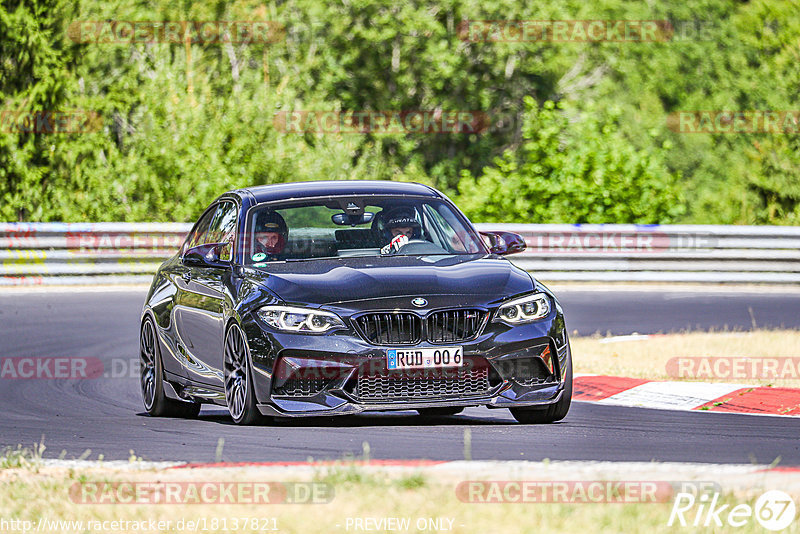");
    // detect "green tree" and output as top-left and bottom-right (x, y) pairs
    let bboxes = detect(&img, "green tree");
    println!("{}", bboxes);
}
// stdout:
(457, 99), (684, 223)
(2, 0), (799, 224)
(0, 0), (82, 220)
